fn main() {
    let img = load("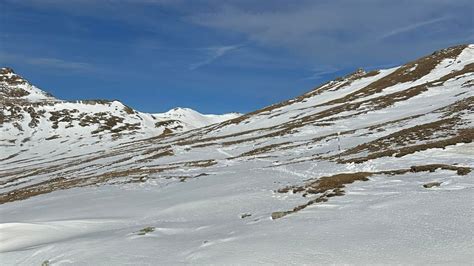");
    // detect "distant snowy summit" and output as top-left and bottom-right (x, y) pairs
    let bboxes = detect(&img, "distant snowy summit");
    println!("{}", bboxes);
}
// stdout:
(0, 67), (241, 146)
(157, 107), (241, 129)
